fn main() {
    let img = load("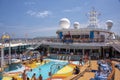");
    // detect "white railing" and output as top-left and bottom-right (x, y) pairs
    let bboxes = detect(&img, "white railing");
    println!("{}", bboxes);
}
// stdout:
(109, 39), (120, 53)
